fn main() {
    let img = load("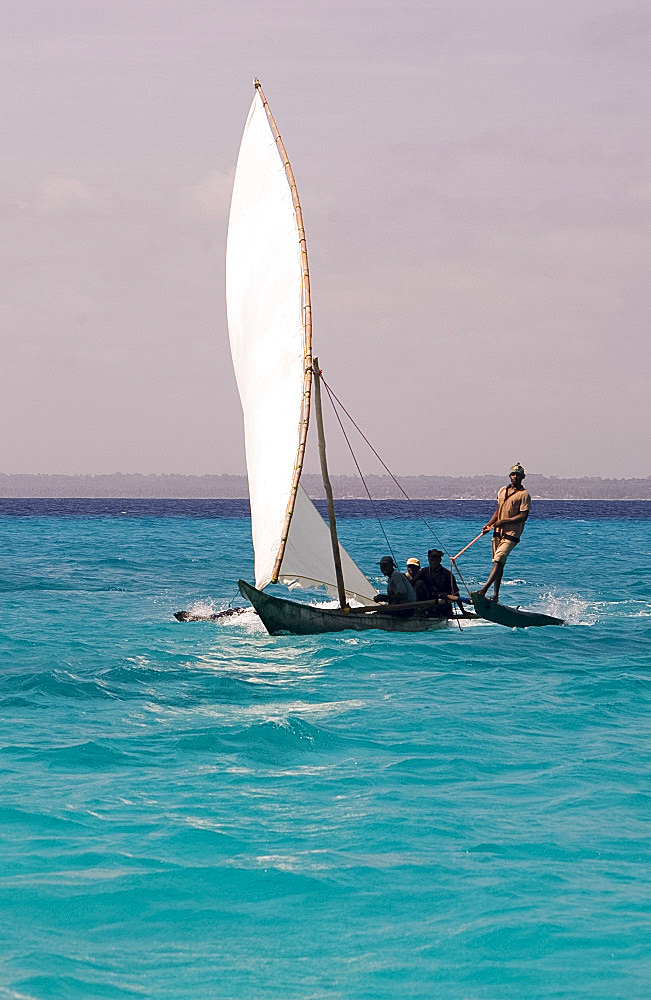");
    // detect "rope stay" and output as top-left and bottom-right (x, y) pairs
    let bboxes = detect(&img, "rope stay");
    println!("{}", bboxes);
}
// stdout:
(320, 374), (473, 599)
(322, 380), (397, 565)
